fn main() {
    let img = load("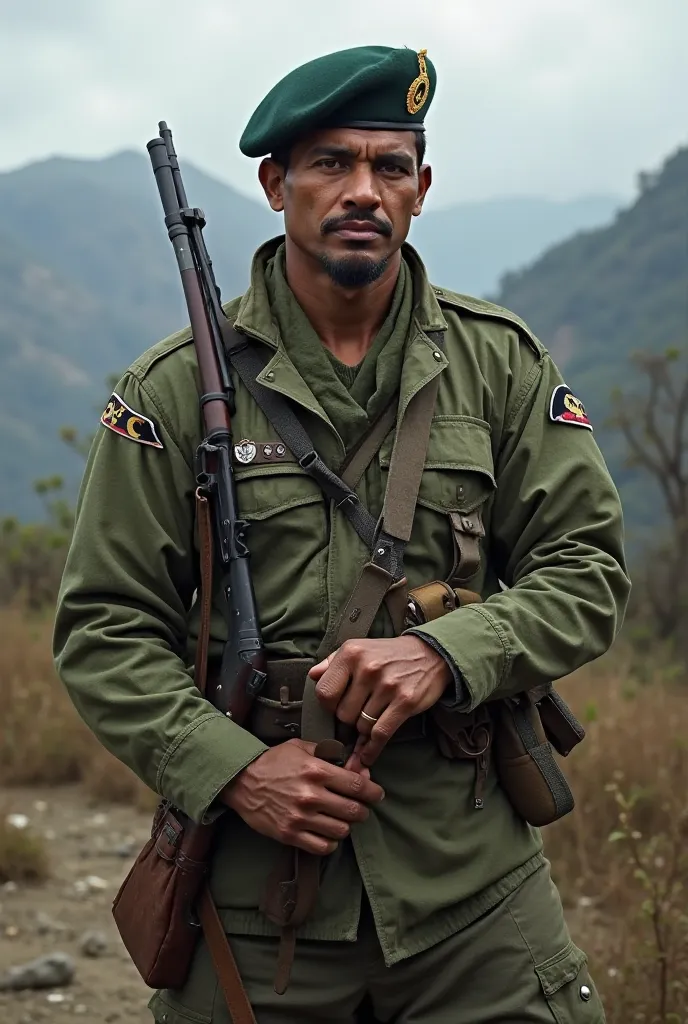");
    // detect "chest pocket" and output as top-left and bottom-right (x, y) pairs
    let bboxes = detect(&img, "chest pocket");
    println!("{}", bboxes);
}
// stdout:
(233, 463), (328, 640)
(380, 415), (496, 586)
